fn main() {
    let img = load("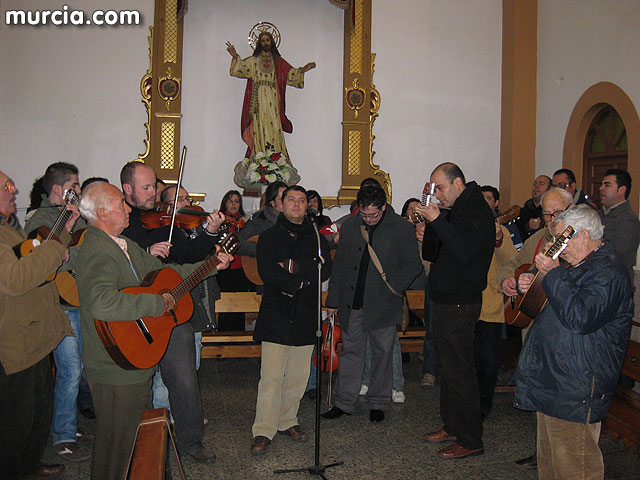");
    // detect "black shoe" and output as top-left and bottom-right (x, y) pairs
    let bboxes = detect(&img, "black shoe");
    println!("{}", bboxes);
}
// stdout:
(369, 409), (384, 422)
(304, 388), (317, 401)
(79, 407), (95, 420)
(515, 454), (537, 469)
(321, 406), (349, 419)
